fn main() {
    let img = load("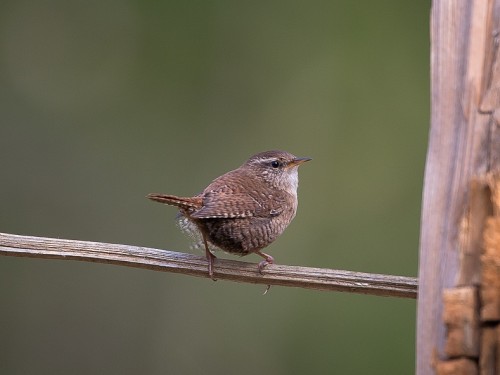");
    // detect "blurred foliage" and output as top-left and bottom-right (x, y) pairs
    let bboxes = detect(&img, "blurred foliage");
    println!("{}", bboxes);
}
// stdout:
(0, 0), (429, 374)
